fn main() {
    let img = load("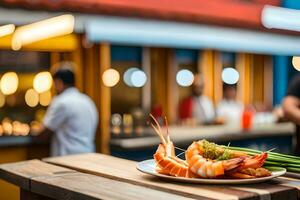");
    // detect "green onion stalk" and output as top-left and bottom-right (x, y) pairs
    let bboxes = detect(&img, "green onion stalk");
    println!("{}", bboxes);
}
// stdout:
(227, 146), (300, 173)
